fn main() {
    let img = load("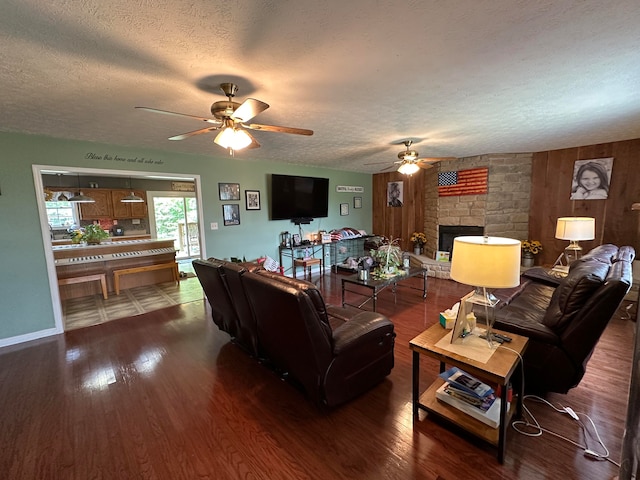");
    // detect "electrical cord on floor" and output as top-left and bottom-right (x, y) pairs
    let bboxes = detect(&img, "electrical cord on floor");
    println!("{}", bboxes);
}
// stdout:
(509, 386), (618, 467)
(497, 343), (618, 467)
